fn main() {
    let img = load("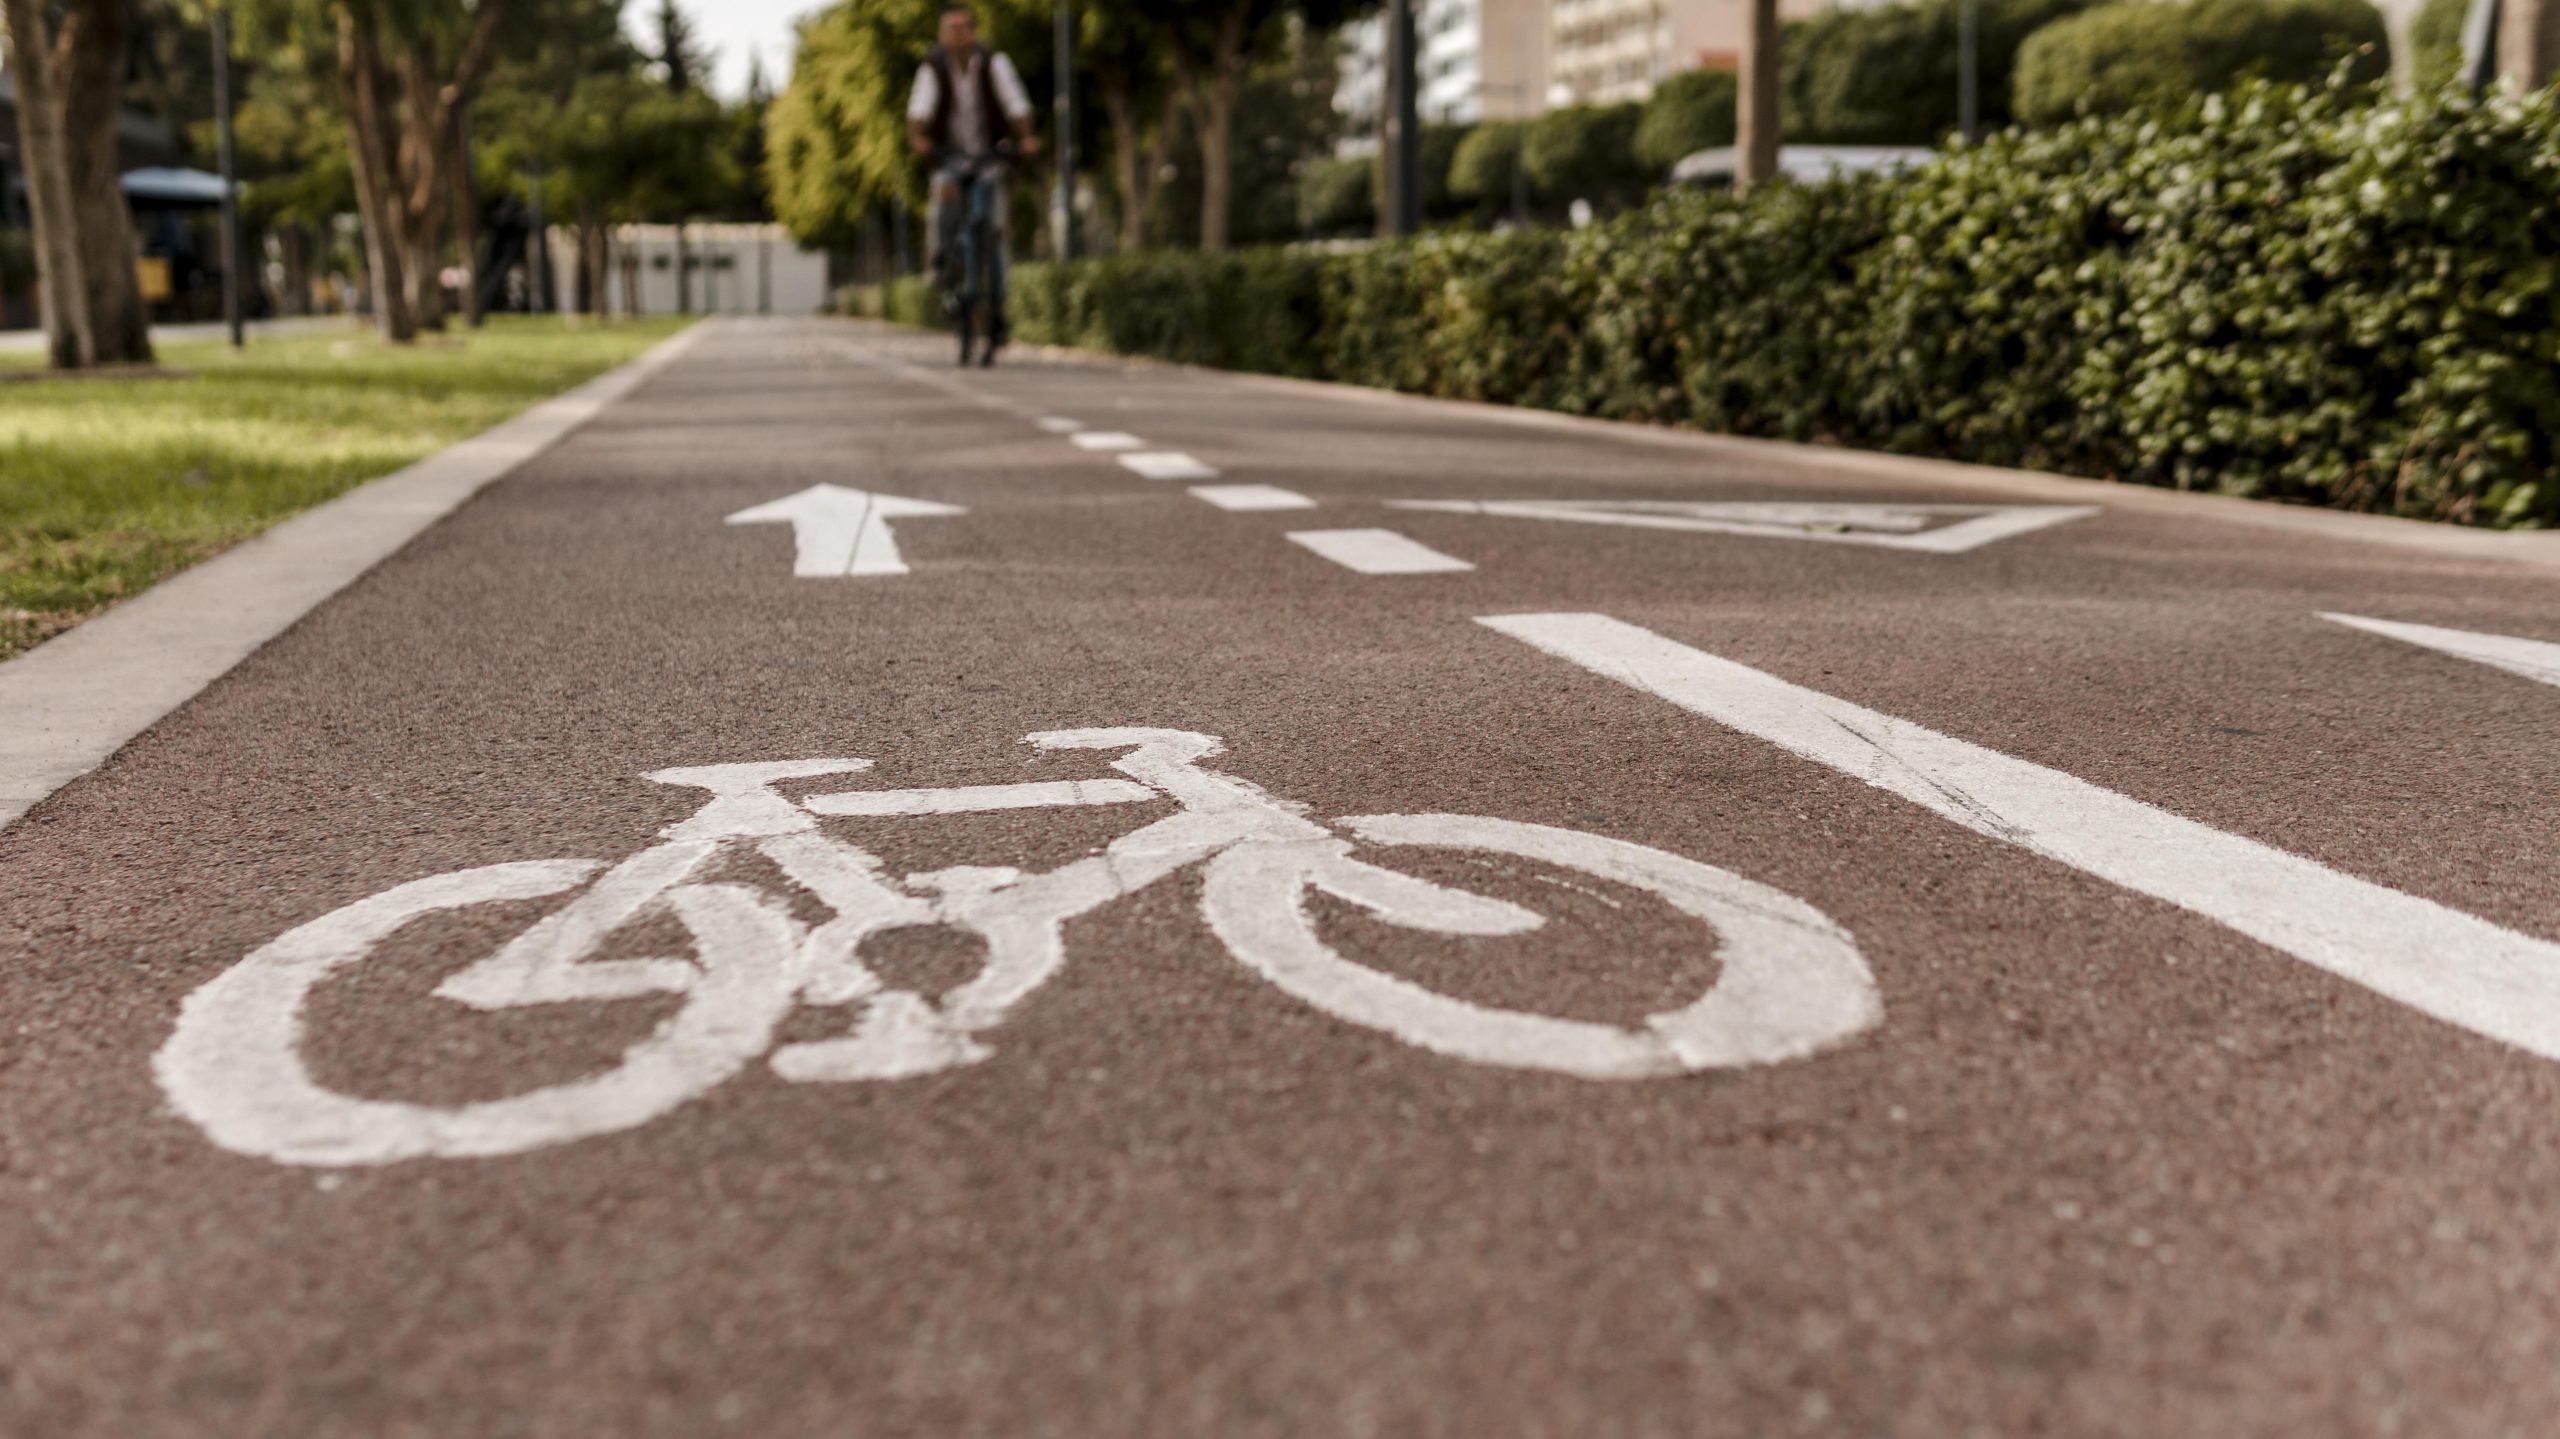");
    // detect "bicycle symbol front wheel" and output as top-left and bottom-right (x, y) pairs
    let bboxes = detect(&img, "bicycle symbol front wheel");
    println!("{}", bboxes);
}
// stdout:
(1201, 814), (1881, 1079)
